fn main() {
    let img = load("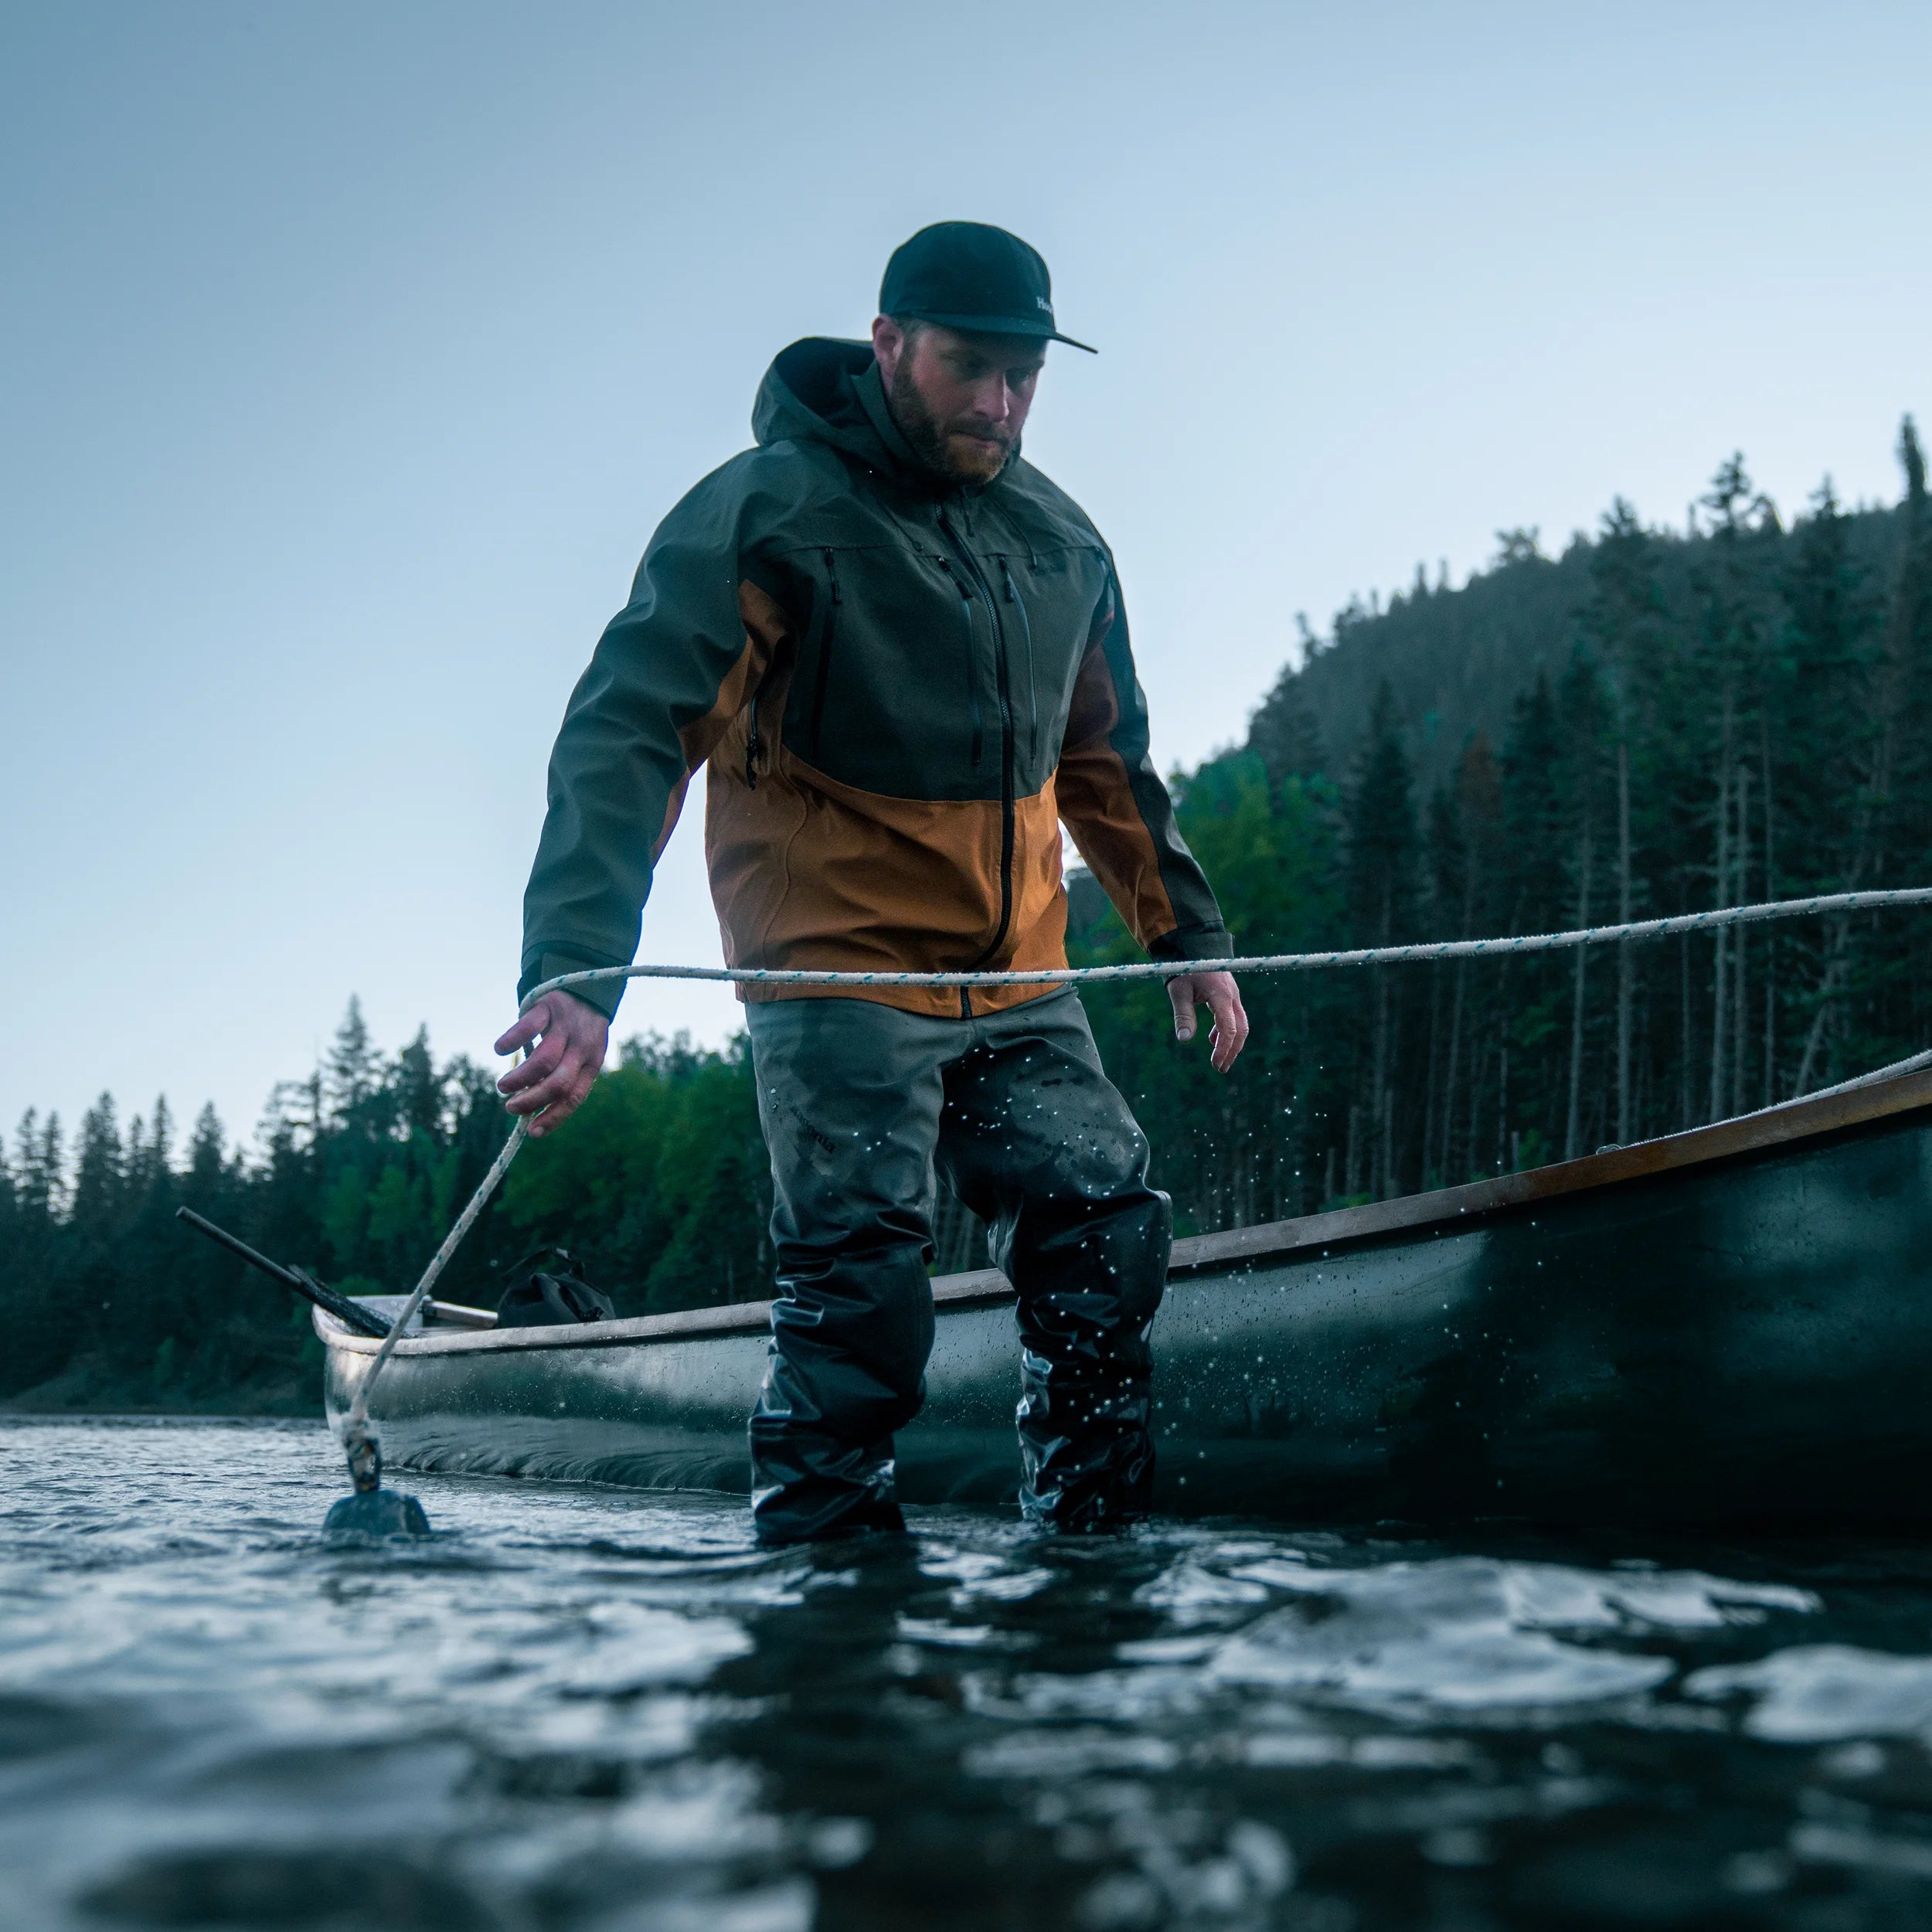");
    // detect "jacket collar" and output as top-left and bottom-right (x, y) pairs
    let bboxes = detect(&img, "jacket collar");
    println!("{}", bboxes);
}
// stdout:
(752, 335), (1021, 515)
(852, 361), (927, 483)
